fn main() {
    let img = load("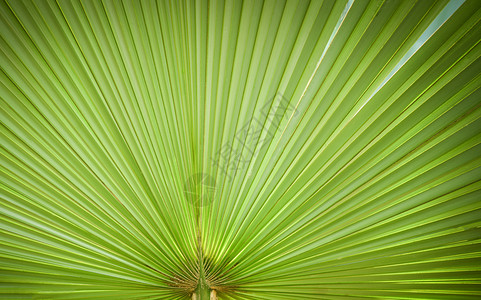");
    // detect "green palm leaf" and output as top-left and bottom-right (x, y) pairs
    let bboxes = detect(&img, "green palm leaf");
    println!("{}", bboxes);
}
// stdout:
(1, 0), (480, 299)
